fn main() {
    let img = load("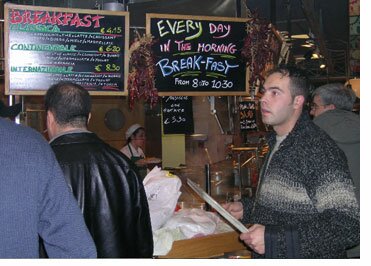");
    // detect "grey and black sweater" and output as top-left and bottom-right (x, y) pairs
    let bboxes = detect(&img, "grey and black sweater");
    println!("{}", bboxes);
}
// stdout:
(241, 113), (360, 258)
